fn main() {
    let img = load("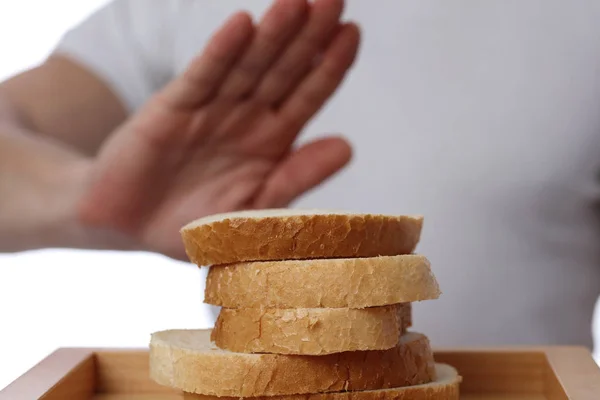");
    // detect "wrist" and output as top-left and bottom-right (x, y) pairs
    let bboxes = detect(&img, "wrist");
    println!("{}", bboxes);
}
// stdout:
(60, 159), (143, 252)
(0, 130), (83, 251)
(0, 128), (140, 253)
(37, 156), (94, 249)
